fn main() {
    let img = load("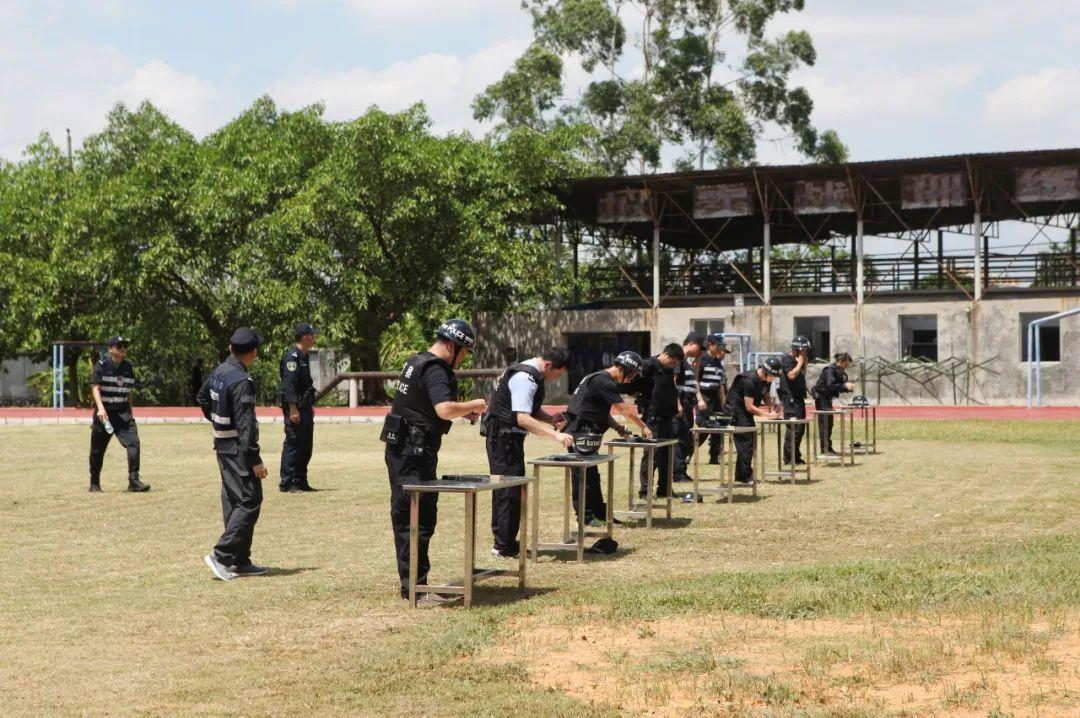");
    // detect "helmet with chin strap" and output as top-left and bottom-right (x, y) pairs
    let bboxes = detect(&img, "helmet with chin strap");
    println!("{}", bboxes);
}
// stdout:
(761, 356), (784, 377)
(436, 319), (476, 349)
(613, 350), (643, 376)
